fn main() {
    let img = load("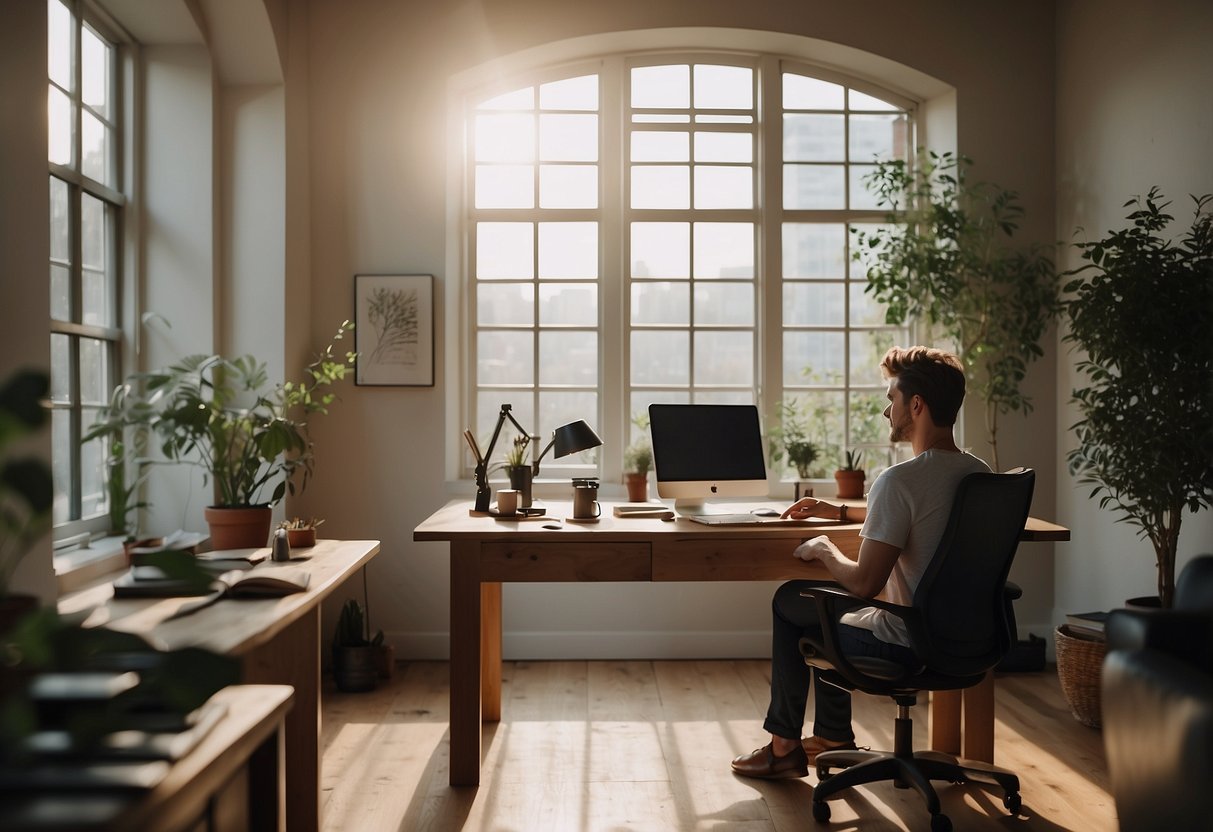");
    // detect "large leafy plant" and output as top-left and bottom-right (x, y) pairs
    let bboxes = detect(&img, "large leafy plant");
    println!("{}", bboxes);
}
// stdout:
(0, 370), (53, 598)
(854, 150), (1058, 470)
(148, 322), (355, 508)
(1064, 189), (1213, 607)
